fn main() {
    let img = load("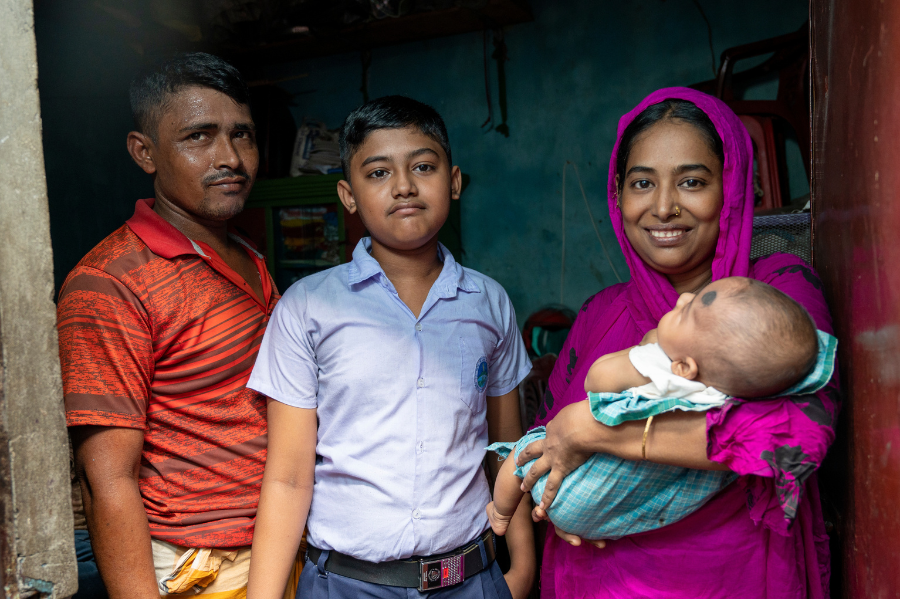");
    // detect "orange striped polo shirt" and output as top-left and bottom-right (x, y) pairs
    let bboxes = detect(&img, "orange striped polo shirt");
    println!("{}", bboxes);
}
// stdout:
(59, 198), (279, 548)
